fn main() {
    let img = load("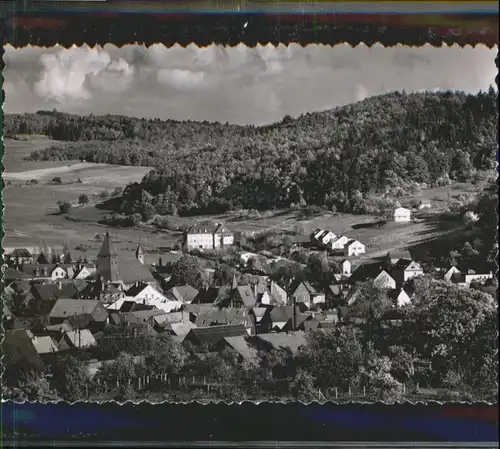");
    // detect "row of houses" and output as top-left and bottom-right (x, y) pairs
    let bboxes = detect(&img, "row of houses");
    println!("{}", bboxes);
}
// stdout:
(310, 230), (366, 256)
